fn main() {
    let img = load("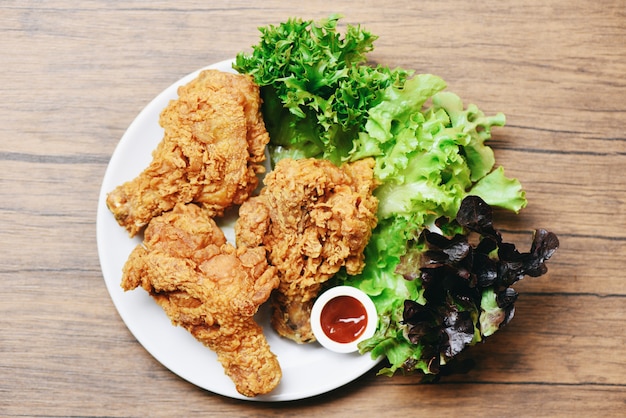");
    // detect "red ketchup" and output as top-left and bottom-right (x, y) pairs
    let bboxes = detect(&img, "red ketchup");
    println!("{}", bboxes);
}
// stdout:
(320, 295), (368, 344)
